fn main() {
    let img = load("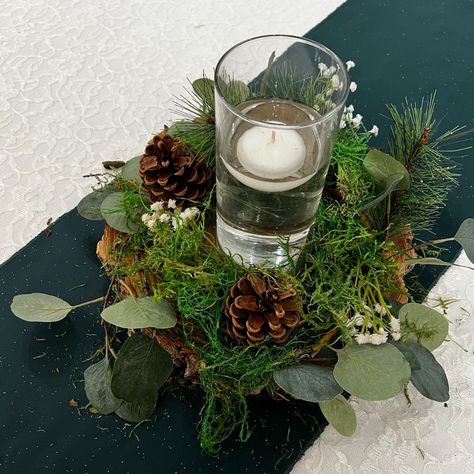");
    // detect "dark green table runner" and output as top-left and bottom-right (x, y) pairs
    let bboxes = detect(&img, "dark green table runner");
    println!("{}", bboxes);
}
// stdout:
(1, 1), (473, 472)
